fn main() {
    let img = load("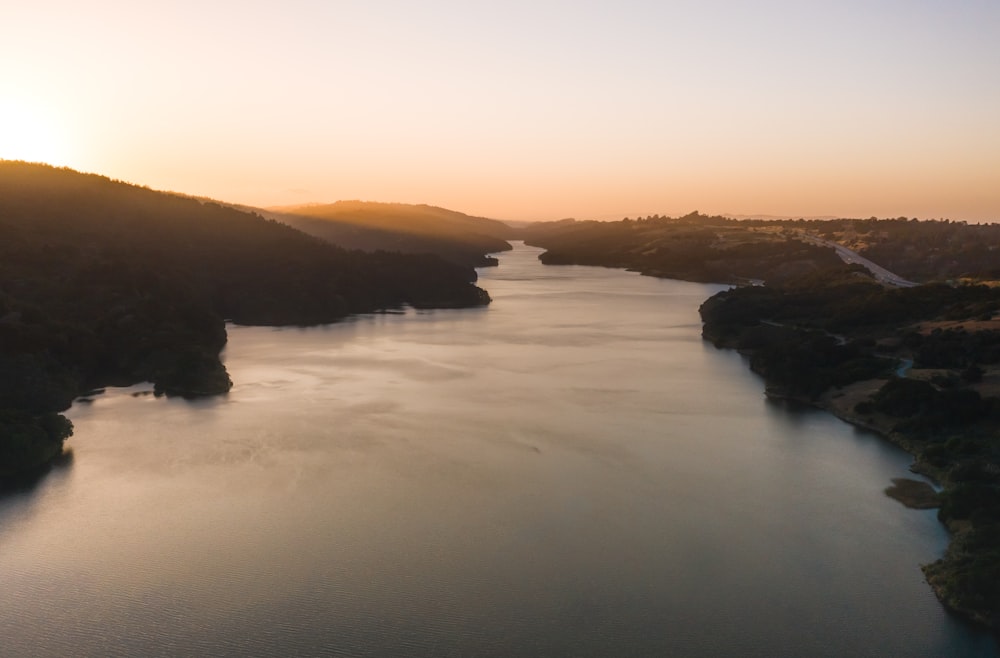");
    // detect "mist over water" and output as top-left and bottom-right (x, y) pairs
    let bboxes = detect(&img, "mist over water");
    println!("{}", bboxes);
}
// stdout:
(0, 243), (995, 656)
